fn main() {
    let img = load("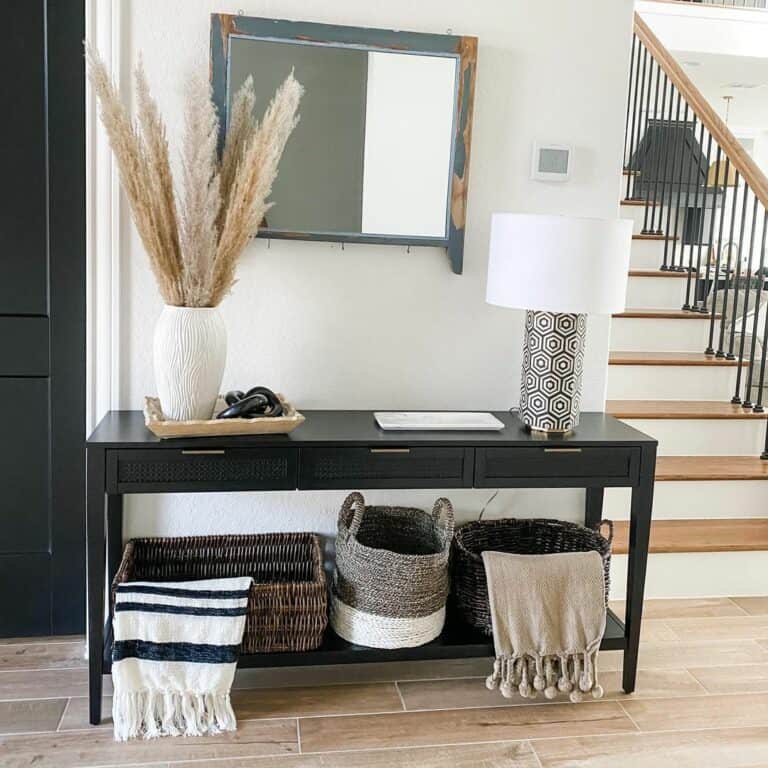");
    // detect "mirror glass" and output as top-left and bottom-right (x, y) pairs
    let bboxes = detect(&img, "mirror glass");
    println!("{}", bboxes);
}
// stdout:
(226, 38), (458, 239)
